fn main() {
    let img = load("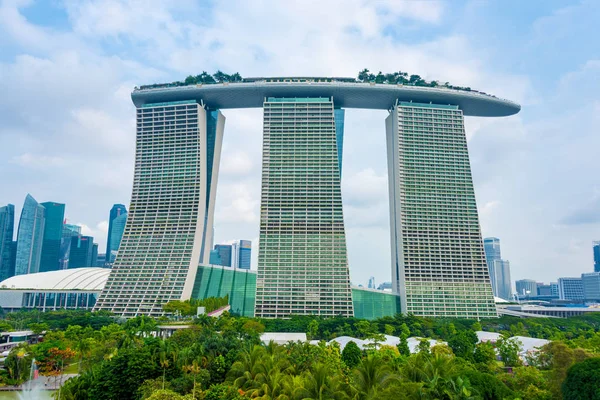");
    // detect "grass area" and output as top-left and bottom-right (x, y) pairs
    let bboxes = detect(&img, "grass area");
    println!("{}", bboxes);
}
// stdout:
(63, 363), (79, 374)
(0, 392), (55, 399)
